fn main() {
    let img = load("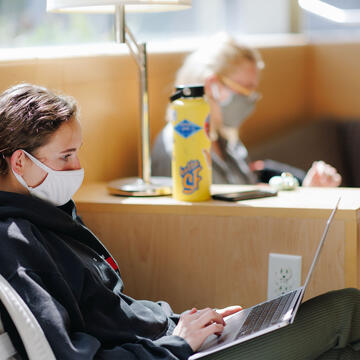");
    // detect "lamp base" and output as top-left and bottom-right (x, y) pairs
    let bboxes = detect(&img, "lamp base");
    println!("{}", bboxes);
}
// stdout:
(107, 176), (172, 196)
